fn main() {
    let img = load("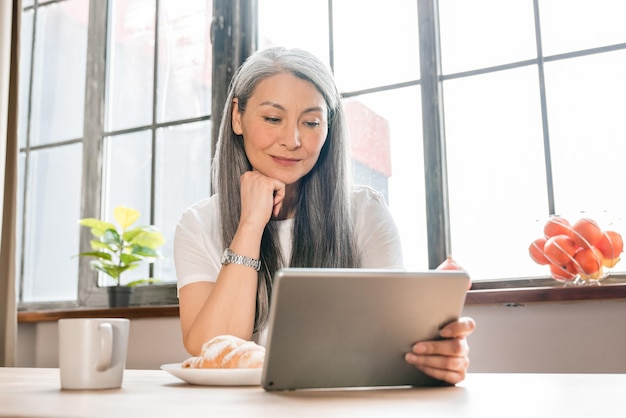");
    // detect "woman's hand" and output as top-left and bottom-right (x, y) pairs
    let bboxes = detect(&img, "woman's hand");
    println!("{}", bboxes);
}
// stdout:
(239, 170), (286, 228)
(405, 317), (476, 385)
